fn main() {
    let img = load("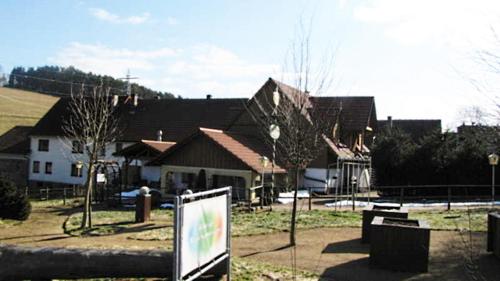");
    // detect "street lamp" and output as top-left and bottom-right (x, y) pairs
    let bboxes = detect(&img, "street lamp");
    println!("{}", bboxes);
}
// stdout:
(270, 86), (280, 209)
(260, 155), (269, 208)
(488, 153), (499, 206)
